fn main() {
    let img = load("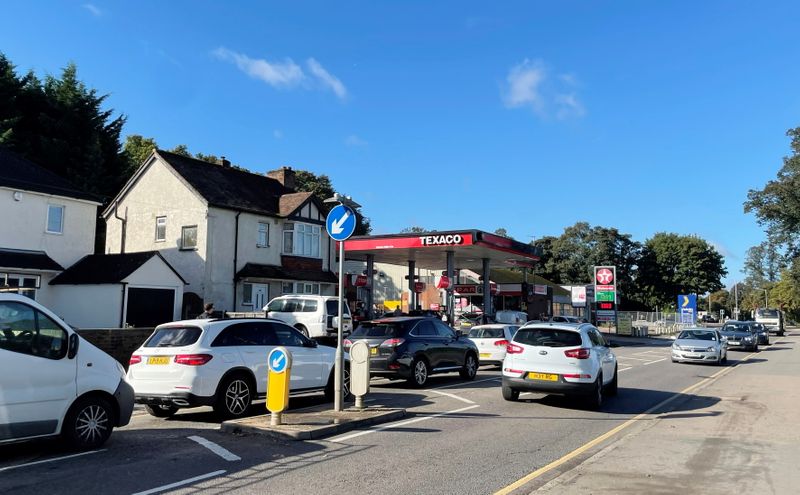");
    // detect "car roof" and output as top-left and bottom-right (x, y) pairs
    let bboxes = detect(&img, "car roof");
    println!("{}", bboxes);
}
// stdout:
(519, 321), (590, 332)
(470, 324), (513, 329)
(156, 317), (289, 328)
(678, 327), (716, 333)
(368, 316), (428, 324)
